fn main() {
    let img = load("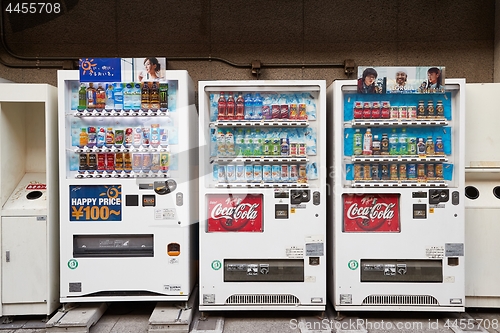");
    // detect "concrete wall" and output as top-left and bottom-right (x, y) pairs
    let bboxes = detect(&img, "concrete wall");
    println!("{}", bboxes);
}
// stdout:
(0, 0), (495, 88)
